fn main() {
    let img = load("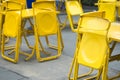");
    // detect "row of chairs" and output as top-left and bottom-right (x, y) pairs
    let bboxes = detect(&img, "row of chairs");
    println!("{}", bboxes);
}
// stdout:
(0, 0), (120, 79)
(66, 0), (120, 80)
(66, 0), (120, 33)
(0, 0), (64, 63)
